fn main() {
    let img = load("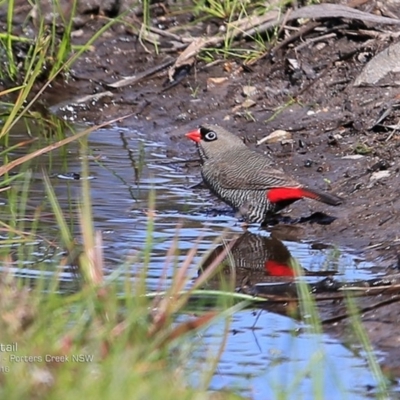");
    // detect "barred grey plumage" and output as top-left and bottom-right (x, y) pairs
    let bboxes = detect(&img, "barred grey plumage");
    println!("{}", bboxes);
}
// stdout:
(200, 232), (294, 284)
(200, 232), (337, 286)
(186, 124), (342, 224)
